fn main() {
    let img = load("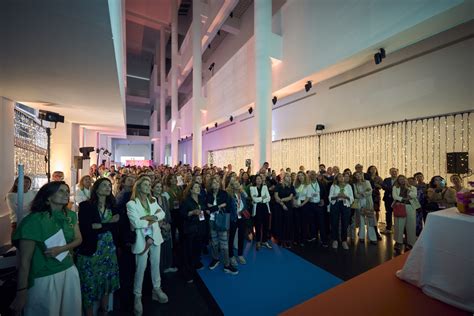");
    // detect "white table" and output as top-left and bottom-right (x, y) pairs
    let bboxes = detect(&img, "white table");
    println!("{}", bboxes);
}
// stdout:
(396, 207), (474, 312)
